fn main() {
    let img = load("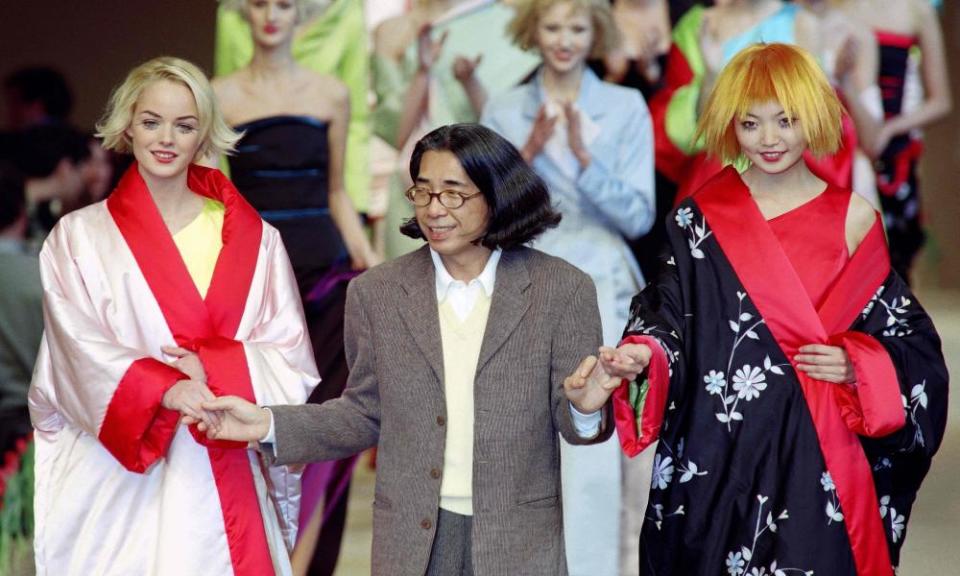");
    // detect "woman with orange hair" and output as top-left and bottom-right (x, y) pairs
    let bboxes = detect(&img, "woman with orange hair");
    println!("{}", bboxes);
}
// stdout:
(603, 43), (947, 575)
